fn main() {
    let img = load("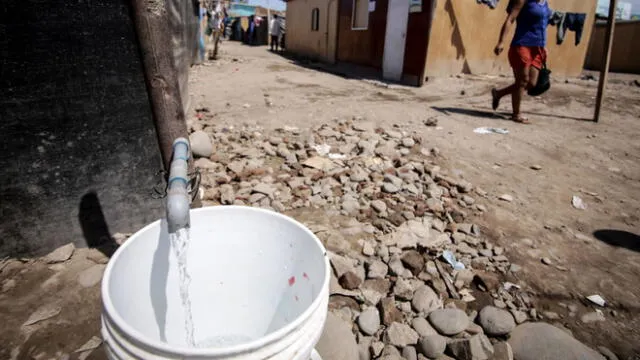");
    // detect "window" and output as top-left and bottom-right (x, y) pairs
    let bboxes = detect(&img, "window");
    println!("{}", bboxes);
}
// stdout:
(311, 8), (320, 31)
(352, 0), (369, 30)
